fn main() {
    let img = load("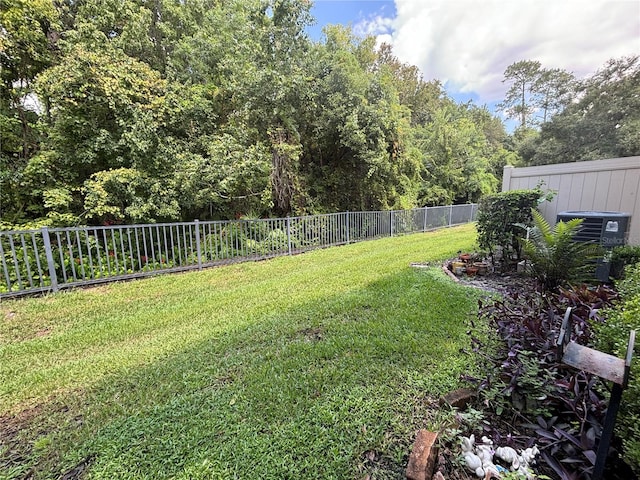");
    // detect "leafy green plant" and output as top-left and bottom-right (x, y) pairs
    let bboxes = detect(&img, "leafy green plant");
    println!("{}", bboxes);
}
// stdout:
(476, 189), (544, 268)
(520, 209), (602, 291)
(610, 245), (640, 279)
(594, 263), (640, 473)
